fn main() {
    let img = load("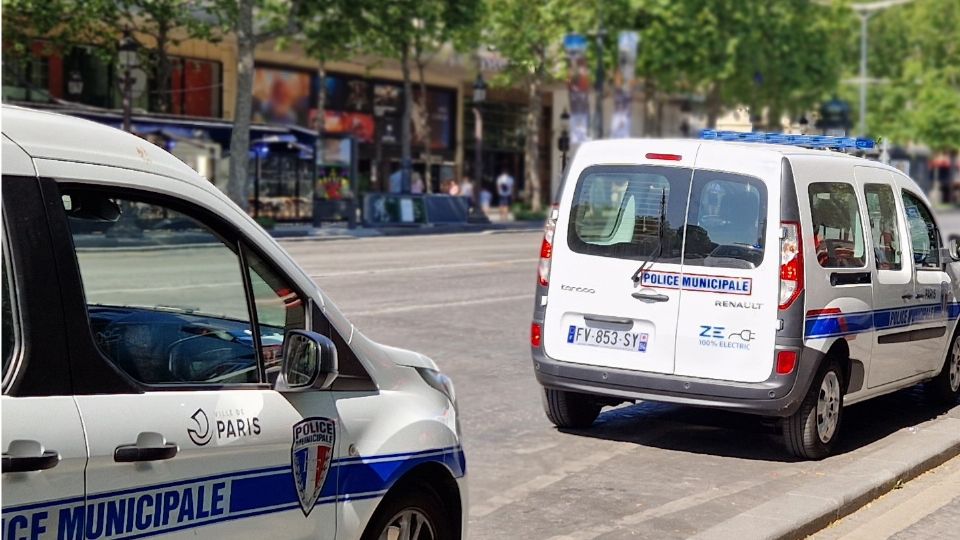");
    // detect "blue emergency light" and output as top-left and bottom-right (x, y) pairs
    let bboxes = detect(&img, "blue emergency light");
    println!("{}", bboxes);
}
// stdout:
(700, 129), (875, 151)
